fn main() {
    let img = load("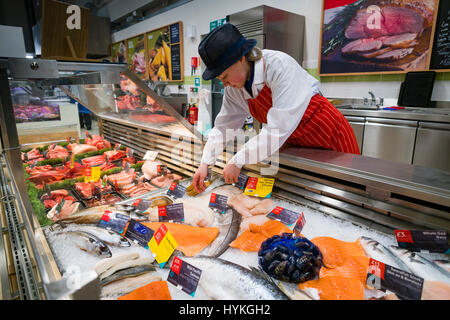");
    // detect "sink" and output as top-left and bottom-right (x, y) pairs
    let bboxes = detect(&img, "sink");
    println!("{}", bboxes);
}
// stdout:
(336, 104), (379, 110)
